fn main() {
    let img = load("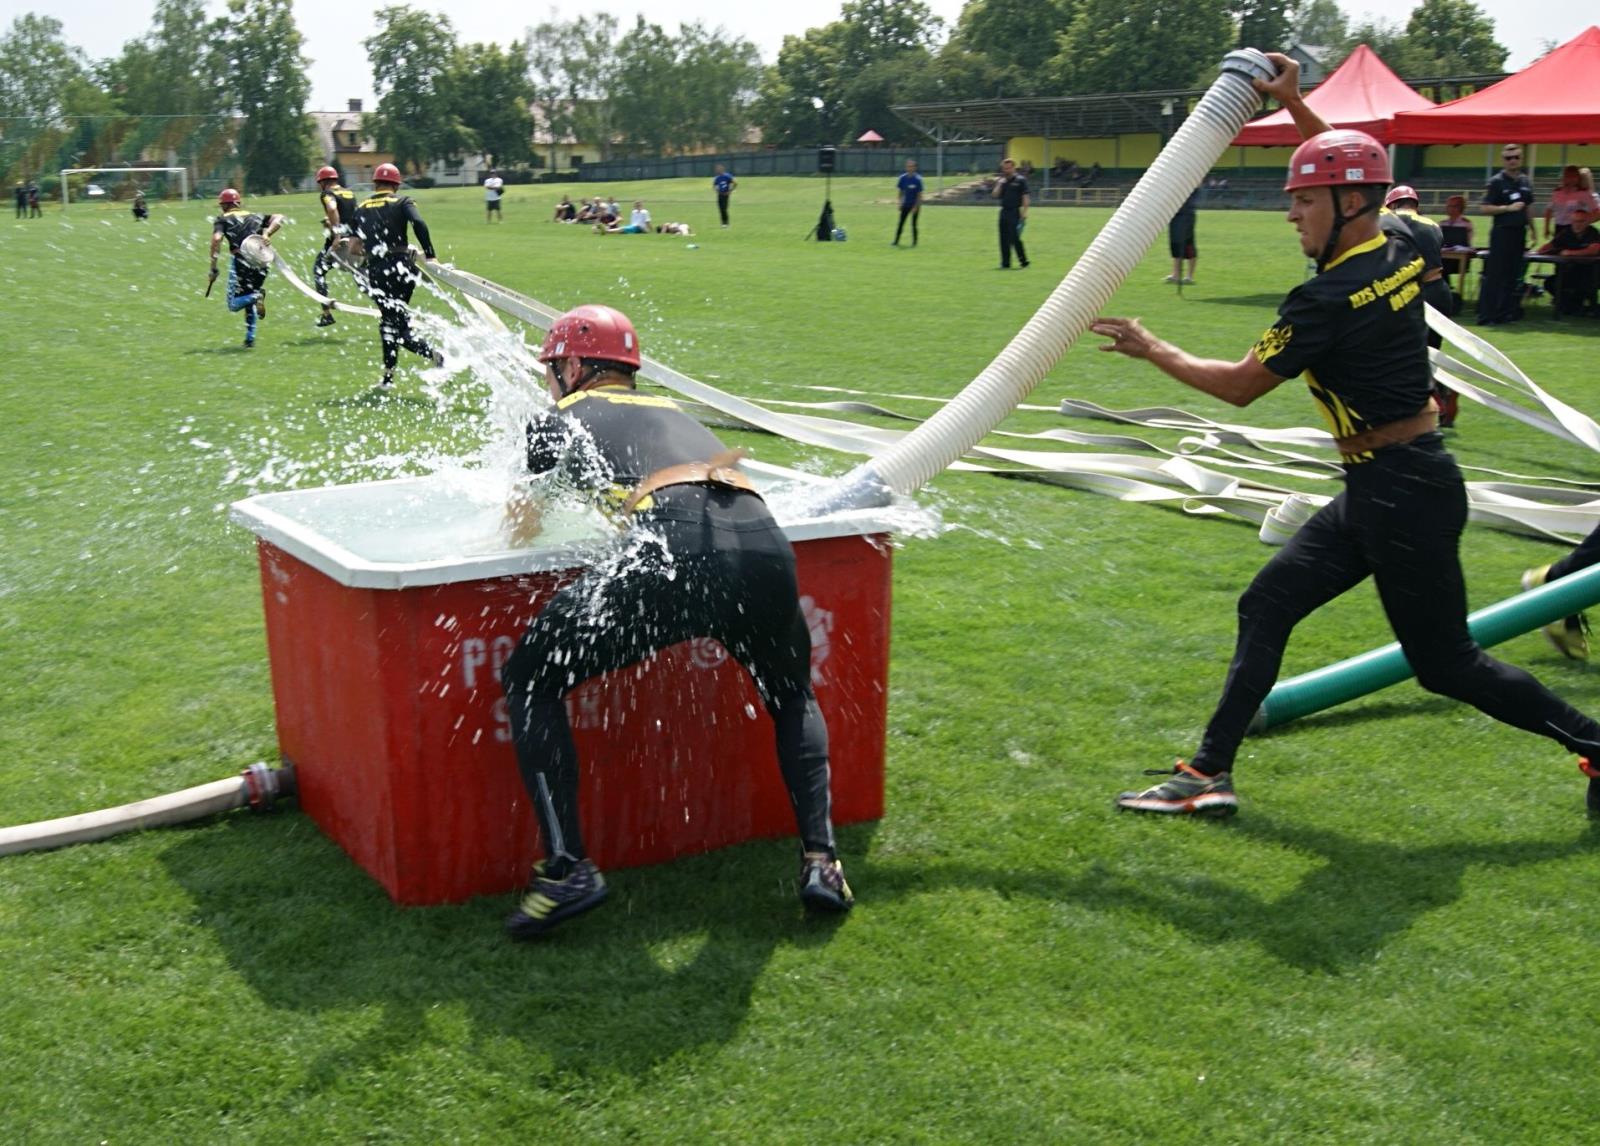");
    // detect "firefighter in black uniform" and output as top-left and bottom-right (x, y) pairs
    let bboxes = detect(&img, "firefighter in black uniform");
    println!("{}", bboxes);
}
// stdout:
(350, 162), (442, 389)
(1092, 125), (1600, 819)
(311, 165), (357, 328)
(1383, 184), (1460, 427)
(1477, 144), (1537, 326)
(208, 188), (283, 348)
(497, 304), (854, 939)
